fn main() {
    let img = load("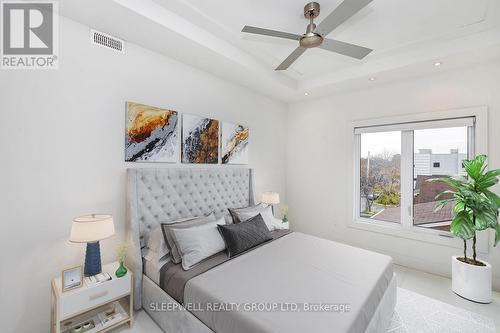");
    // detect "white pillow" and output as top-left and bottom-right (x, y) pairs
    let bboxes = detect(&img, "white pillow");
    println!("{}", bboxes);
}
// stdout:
(236, 205), (284, 231)
(171, 218), (226, 270)
(143, 226), (169, 265)
(229, 203), (265, 223)
(161, 214), (217, 264)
